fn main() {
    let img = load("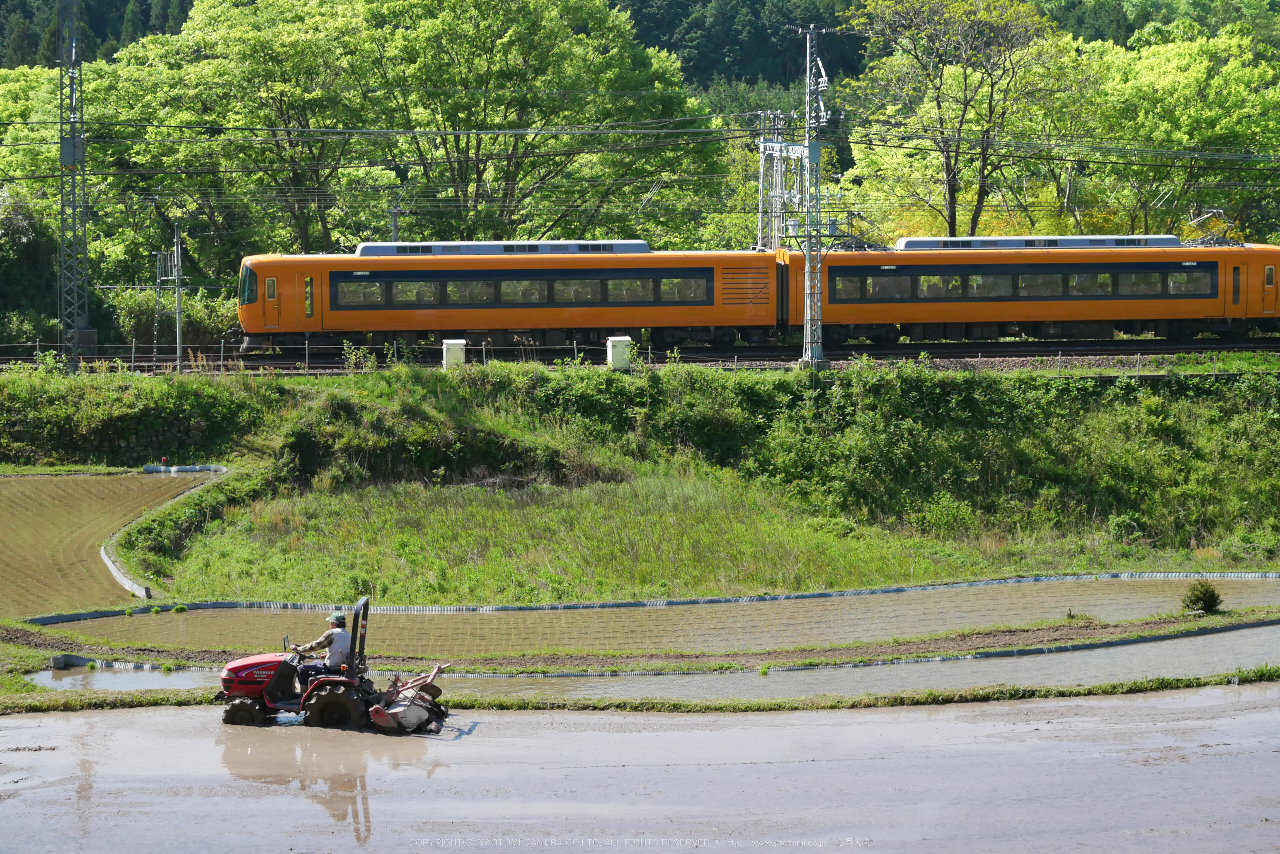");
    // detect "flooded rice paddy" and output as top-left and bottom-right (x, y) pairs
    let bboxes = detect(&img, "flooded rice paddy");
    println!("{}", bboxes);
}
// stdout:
(31, 665), (221, 692)
(67, 577), (1280, 657)
(32, 623), (1280, 699)
(432, 622), (1280, 700)
(0, 473), (208, 617)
